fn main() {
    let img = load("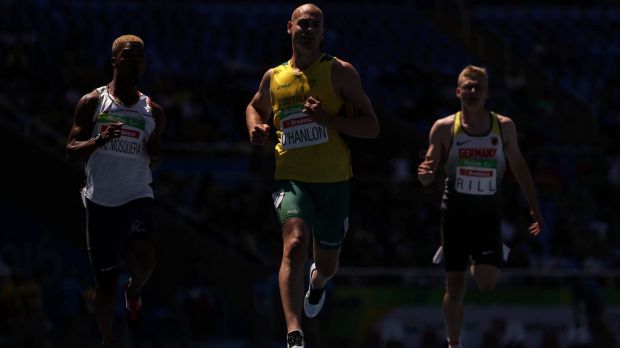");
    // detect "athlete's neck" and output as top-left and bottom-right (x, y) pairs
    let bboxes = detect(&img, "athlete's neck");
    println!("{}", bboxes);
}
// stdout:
(290, 51), (321, 72)
(460, 106), (488, 122)
(460, 107), (490, 132)
(108, 80), (139, 106)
